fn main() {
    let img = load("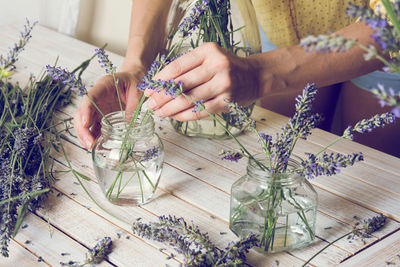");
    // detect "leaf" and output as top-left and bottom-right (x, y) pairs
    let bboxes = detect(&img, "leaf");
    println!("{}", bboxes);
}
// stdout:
(12, 202), (29, 237)
(72, 170), (91, 181)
